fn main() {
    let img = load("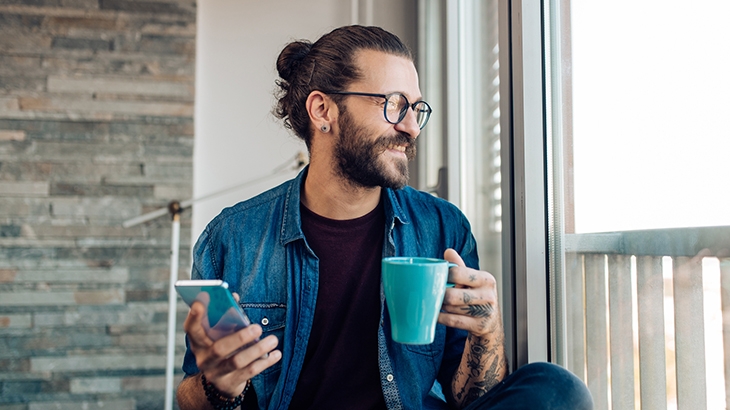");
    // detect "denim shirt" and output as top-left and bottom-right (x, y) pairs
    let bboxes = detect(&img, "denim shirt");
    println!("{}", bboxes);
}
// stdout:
(182, 167), (479, 410)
